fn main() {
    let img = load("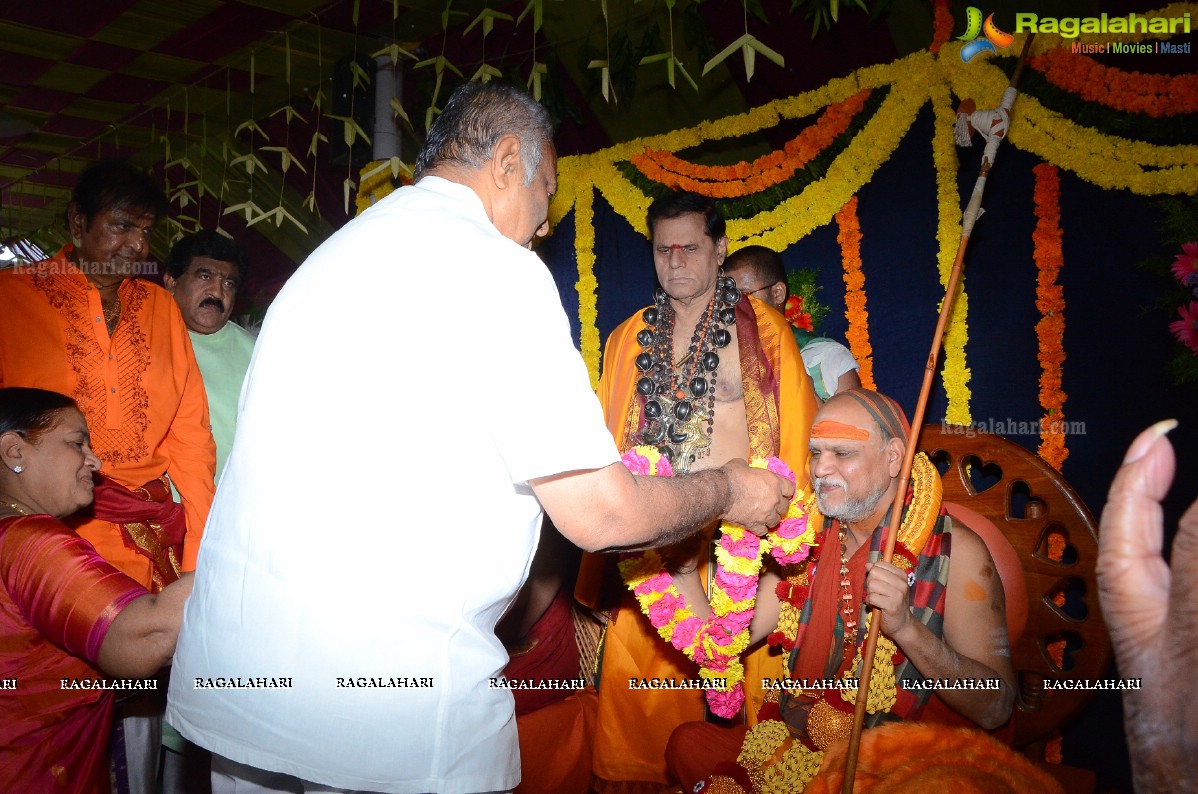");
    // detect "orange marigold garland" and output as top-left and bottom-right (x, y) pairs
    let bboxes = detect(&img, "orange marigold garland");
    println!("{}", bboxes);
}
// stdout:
(929, 0), (954, 54)
(1029, 48), (1198, 118)
(836, 195), (875, 389)
(630, 91), (870, 199)
(1032, 163), (1069, 471)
